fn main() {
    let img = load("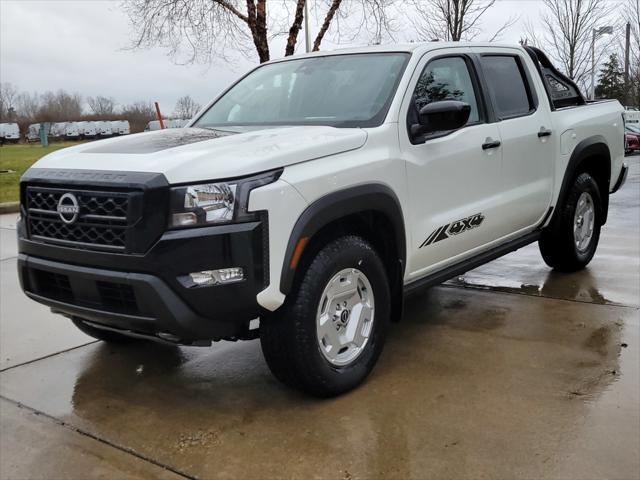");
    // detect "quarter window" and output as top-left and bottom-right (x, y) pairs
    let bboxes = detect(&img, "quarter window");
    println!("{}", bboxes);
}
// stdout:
(482, 56), (533, 119)
(412, 57), (481, 125)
